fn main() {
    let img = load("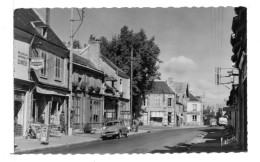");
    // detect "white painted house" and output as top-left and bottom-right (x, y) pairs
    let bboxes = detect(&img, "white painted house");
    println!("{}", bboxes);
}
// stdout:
(186, 93), (203, 126)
